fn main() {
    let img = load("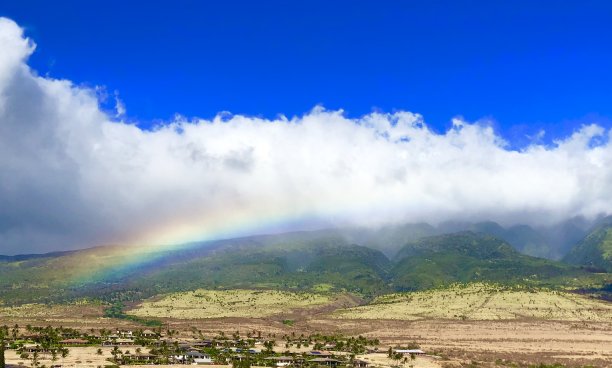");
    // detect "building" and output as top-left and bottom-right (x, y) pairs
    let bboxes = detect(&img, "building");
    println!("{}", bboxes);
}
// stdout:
(102, 338), (134, 346)
(394, 349), (425, 356)
(189, 351), (213, 364)
(352, 359), (370, 368)
(125, 352), (158, 363)
(141, 329), (158, 338)
(309, 358), (342, 367)
(308, 351), (334, 358)
(59, 338), (89, 346)
(265, 356), (295, 367)
(22, 344), (41, 353)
